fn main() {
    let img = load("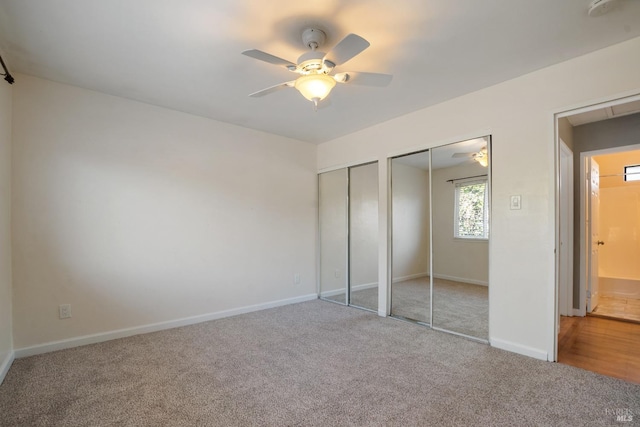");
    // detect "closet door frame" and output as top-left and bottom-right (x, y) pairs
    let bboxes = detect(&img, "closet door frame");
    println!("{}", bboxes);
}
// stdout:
(317, 160), (379, 313)
(387, 136), (491, 343)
